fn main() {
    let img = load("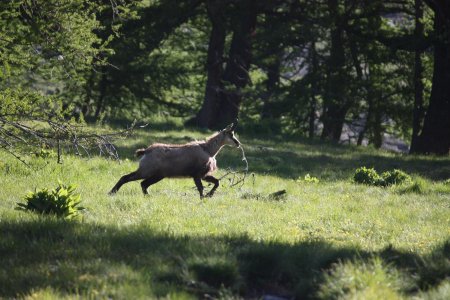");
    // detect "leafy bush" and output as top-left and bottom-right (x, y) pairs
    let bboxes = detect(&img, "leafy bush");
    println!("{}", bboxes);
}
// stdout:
(381, 169), (412, 186)
(353, 167), (383, 186)
(16, 182), (84, 220)
(354, 167), (412, 187)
